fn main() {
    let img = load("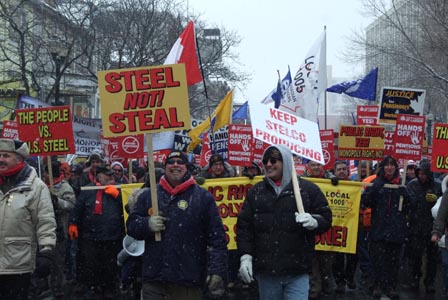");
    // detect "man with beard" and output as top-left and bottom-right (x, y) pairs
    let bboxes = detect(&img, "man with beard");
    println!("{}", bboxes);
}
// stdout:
(127, 150), (227, 300)
(0, 139), (56, 299)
